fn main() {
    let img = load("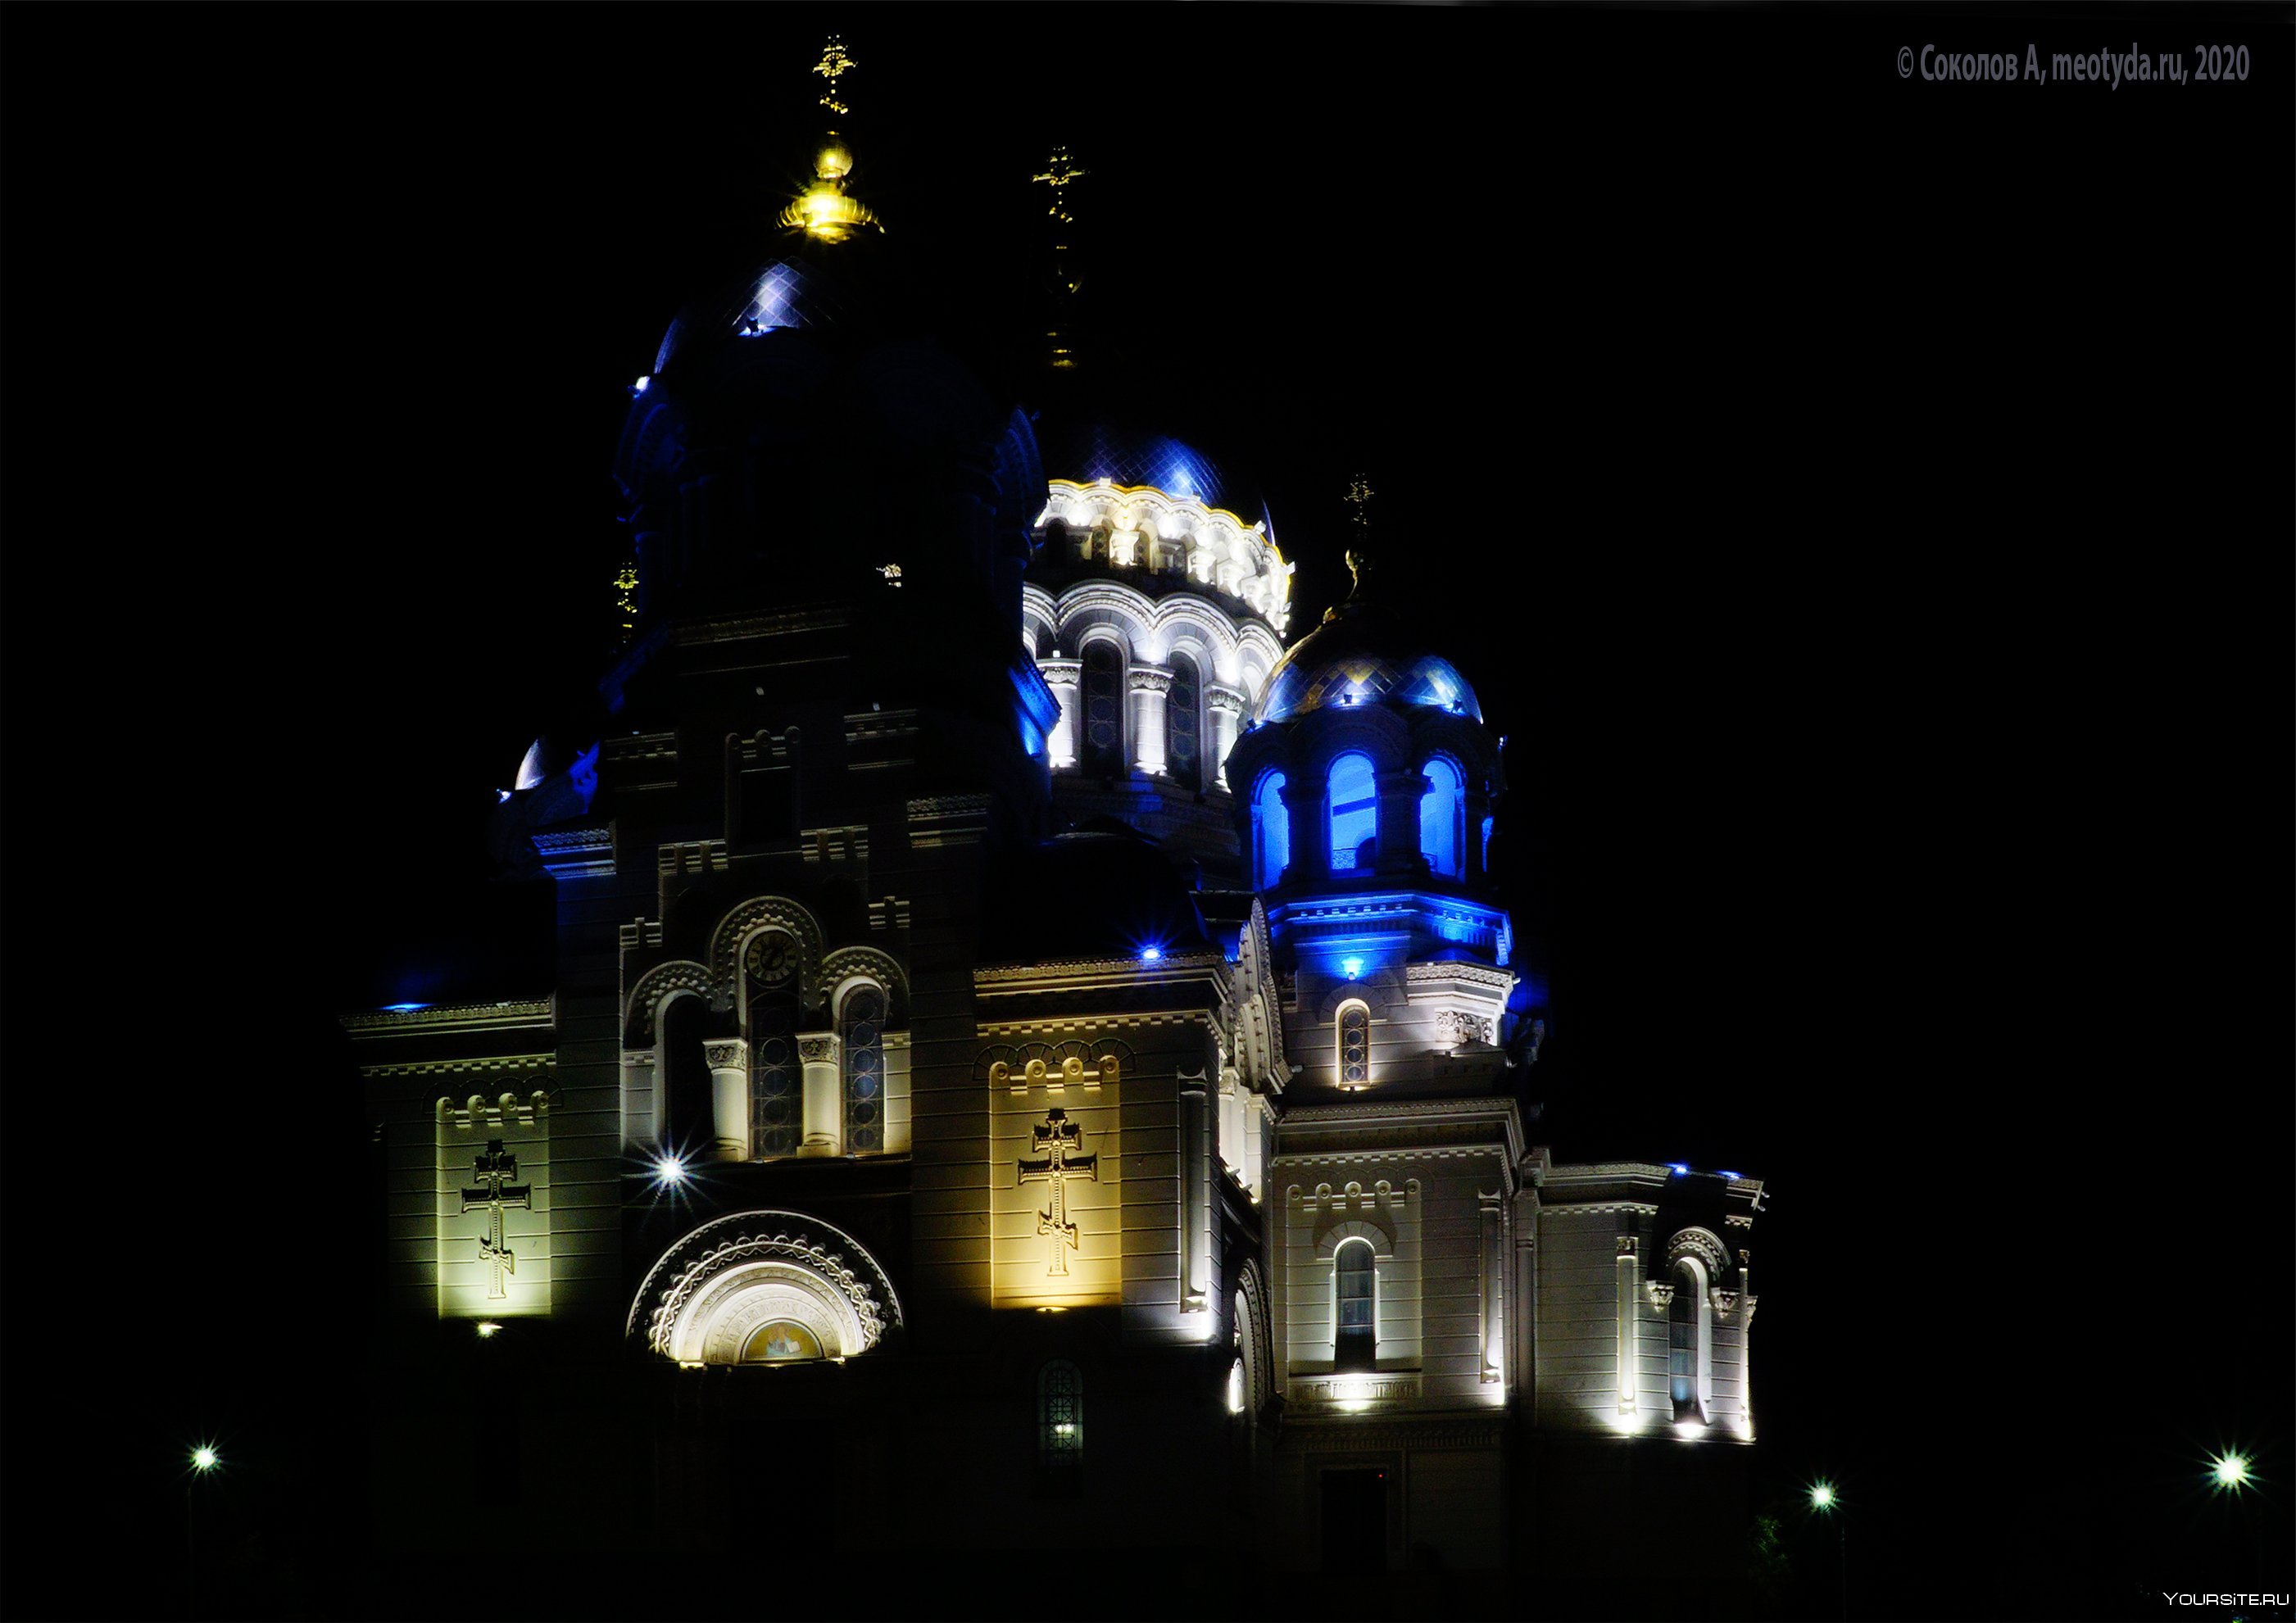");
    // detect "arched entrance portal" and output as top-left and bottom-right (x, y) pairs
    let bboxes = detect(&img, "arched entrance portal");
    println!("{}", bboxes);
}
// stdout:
(626, 1211), (905, 1366)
